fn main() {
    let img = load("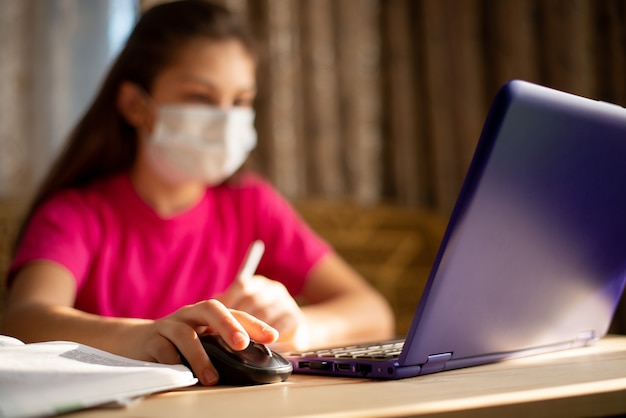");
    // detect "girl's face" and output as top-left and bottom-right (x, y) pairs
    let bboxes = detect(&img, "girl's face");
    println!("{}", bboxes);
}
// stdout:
(150, 37), (257, 110)
(123, 38), (258, 193)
